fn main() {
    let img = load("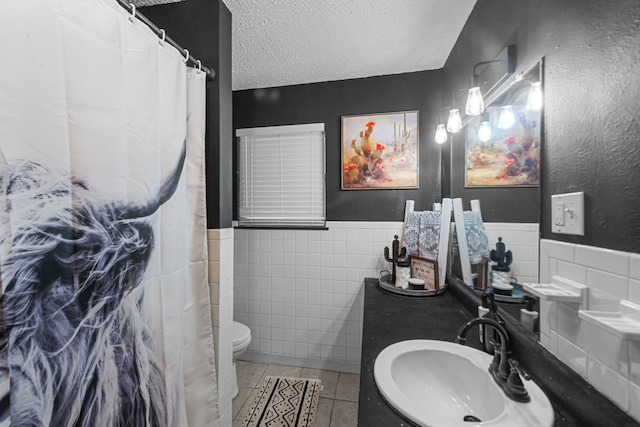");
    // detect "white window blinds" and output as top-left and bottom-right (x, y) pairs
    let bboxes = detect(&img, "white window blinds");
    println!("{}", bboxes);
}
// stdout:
(236, 123), (326, 227)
